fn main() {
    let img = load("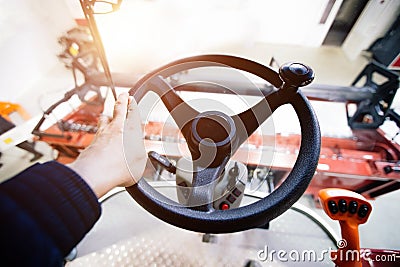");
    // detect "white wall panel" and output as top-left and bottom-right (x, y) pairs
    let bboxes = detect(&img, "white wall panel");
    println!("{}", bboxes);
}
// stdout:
(342, 0), (400, 60)
(0, 0), (75, 108)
